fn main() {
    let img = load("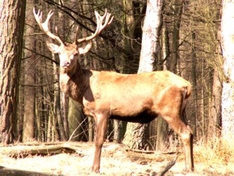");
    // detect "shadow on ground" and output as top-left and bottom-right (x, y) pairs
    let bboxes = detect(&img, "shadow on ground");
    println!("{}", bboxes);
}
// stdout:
(0, 166), (62, 176)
